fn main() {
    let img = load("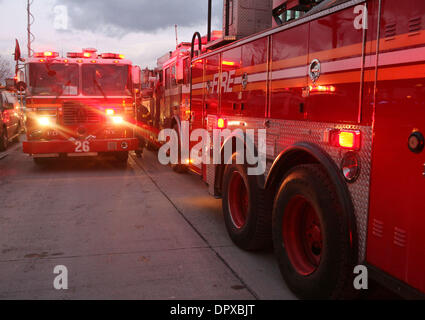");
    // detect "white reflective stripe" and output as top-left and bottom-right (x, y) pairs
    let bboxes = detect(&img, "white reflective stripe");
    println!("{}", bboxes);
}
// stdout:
(321, 56), (362, 73)
(192, 83), (204, 90)
(193, 45), (425, 88)
(319, 46), (425, 73)
(247, 72), (268, 83)
(374, 46), (425, 68)
(271, 65), (308, 80)
(233, 72), (267, 84)
(270, 45), (425, 79)
(182, 85), (190, 94)
(165, 87), (180, 96)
